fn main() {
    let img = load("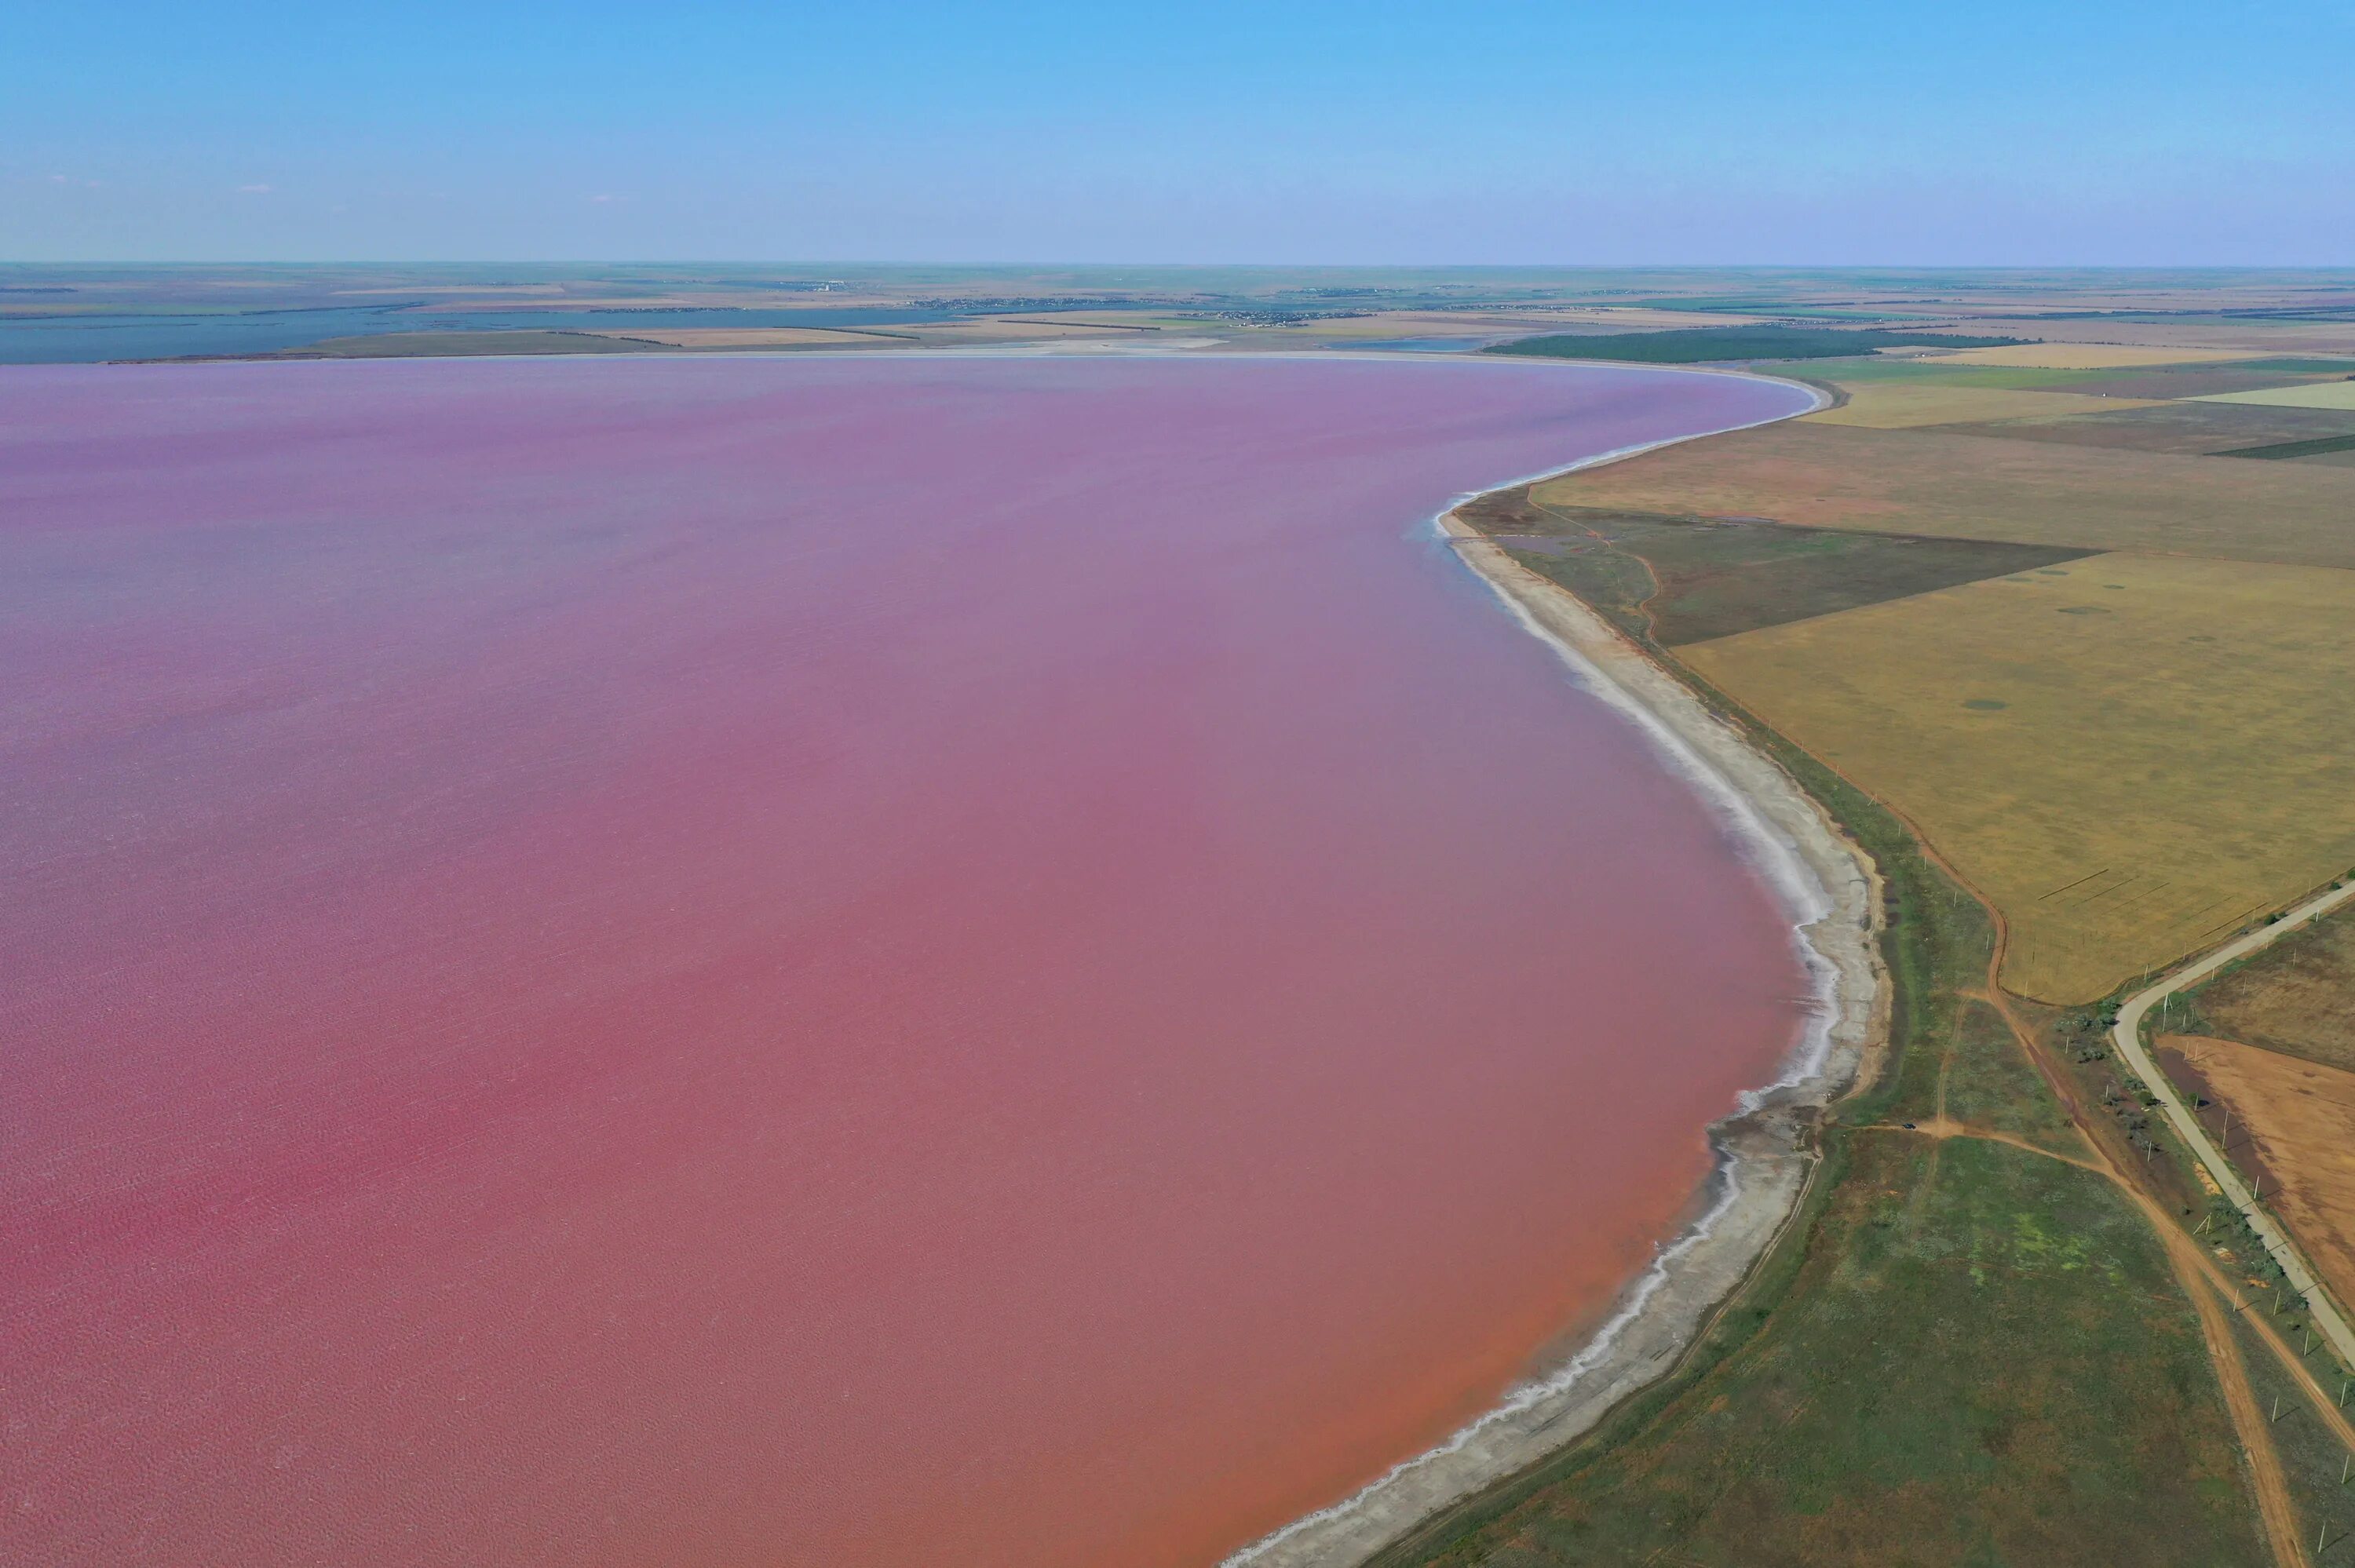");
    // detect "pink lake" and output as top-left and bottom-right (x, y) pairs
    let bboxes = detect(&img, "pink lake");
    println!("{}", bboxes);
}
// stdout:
(0, 355), (1813, 1566)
